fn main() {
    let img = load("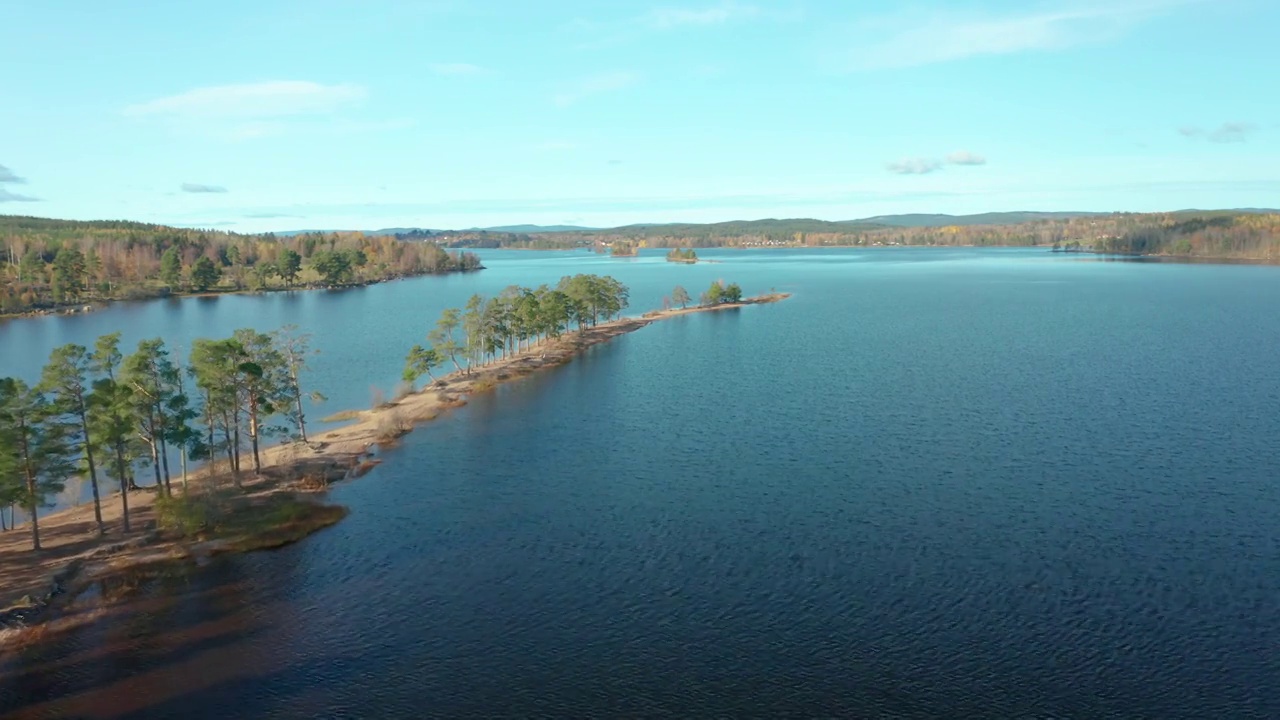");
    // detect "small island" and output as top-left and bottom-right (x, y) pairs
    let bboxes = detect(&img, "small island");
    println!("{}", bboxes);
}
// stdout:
(666, 248), (699, 263)
(609, 241), (638, 257)
(0, 274), (789, 647)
